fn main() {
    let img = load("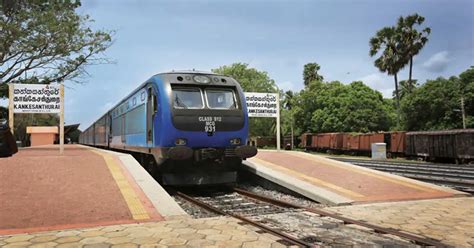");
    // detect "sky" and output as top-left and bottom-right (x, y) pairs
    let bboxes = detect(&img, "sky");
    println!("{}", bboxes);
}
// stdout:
(11, 0), (473, 129)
